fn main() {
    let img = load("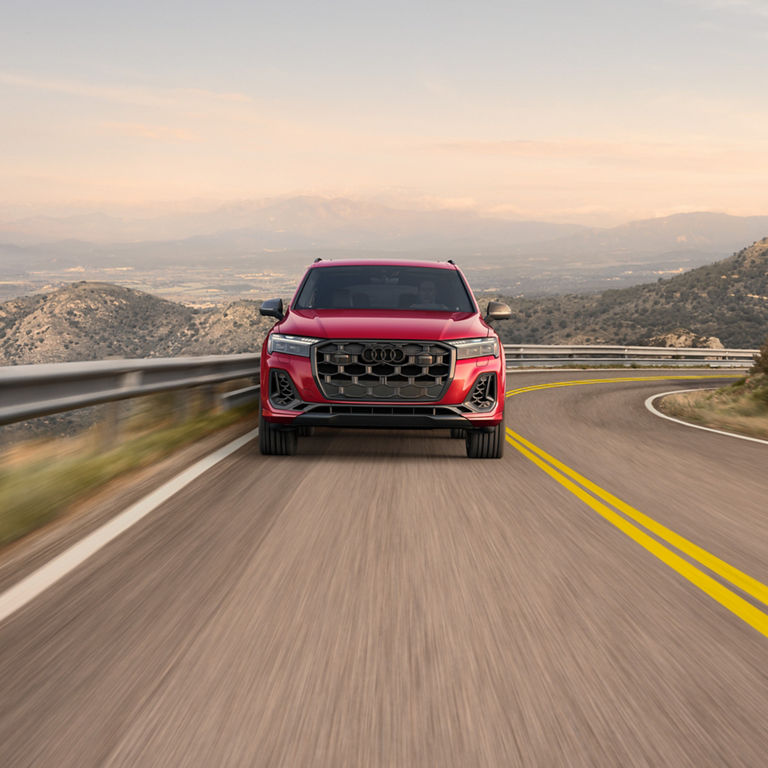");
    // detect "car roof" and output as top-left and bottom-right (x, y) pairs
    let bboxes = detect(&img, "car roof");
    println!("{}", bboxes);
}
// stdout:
(308, 259), (458, 270)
